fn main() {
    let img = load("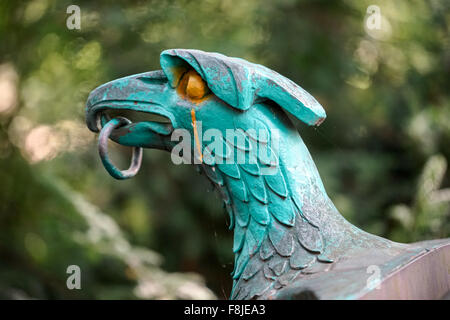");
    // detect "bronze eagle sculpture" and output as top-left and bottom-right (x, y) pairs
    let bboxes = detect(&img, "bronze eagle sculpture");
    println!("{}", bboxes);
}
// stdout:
(85, 49), (450, 299)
